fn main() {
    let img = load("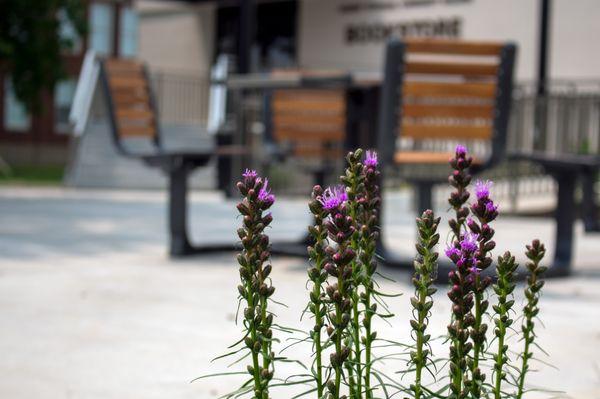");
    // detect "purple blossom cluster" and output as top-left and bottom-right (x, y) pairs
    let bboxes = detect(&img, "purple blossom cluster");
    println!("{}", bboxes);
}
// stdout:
(446, 232), (480, 278)
(258, 179), (275, 206)
(472, 180), (498, 222)
(318, 185), (348, 211)
(240, 169), (276, 208)
(363, 150), (378, 168)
